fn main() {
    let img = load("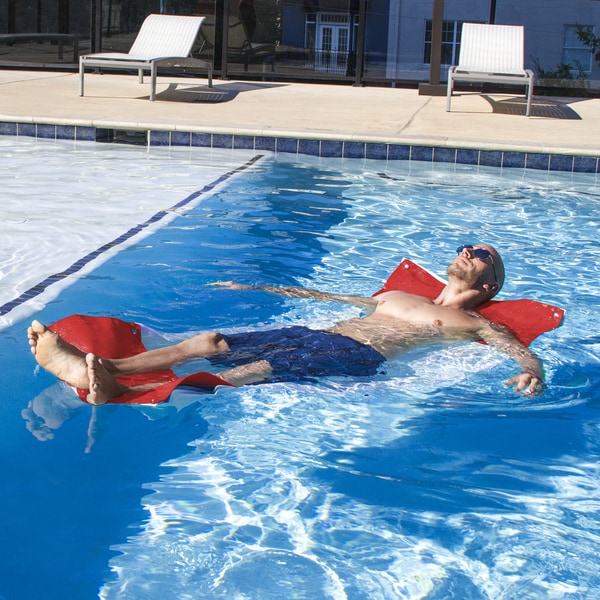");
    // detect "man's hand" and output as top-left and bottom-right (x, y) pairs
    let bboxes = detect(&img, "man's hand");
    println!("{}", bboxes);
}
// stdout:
(208, 281), (252, 290)
(504, 372), (545, 396)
